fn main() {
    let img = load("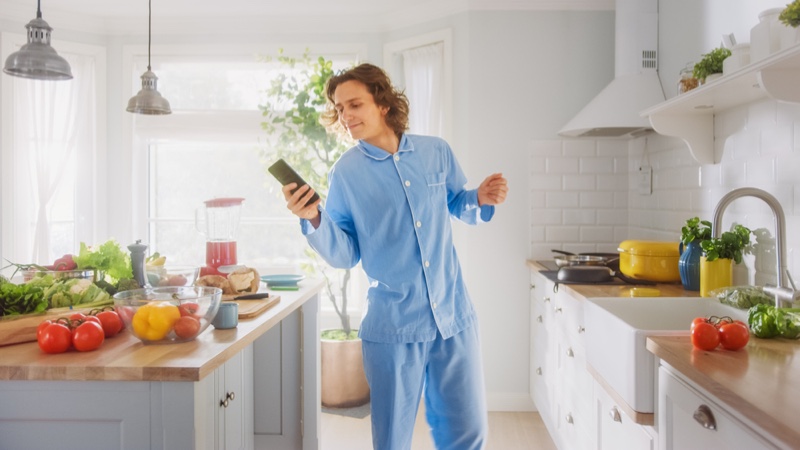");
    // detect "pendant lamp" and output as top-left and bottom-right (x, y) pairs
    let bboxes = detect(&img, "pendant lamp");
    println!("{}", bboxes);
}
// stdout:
(126, 0), (171, 115)
(3, 0), (73, 80)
